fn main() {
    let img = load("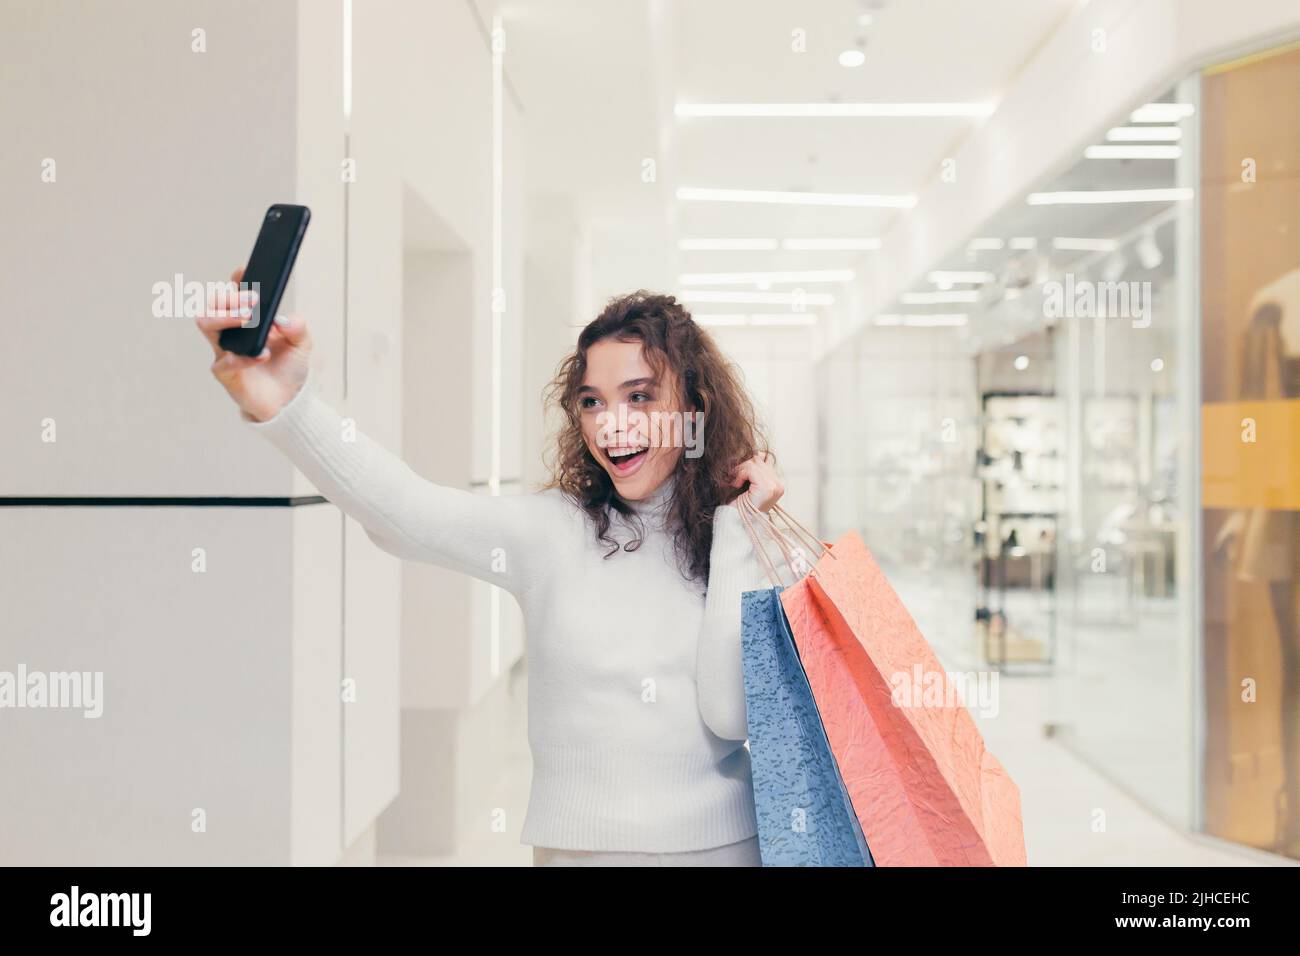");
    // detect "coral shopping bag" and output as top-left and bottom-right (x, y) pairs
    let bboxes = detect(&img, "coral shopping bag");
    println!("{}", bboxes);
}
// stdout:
(753, 504), (1027, 866)
(736, 500), (874, 867)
